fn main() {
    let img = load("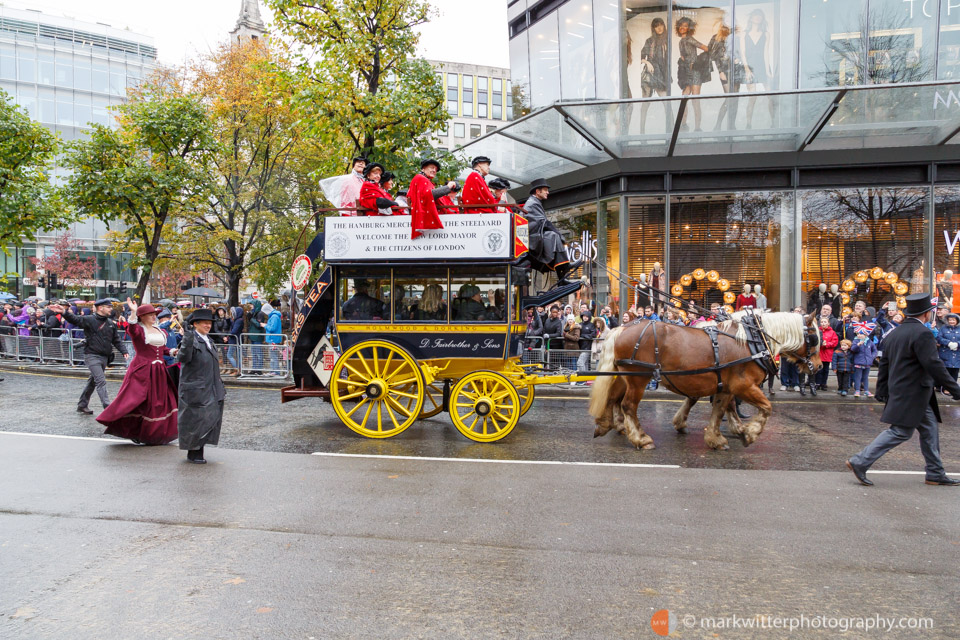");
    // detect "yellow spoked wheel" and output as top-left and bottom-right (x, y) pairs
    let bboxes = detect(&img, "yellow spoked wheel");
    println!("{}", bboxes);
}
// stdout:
(450, 371), (520, 442)
(330, 340), (424, 438)
(517, 382), (536, 417)
(396, 380), (446, 419)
